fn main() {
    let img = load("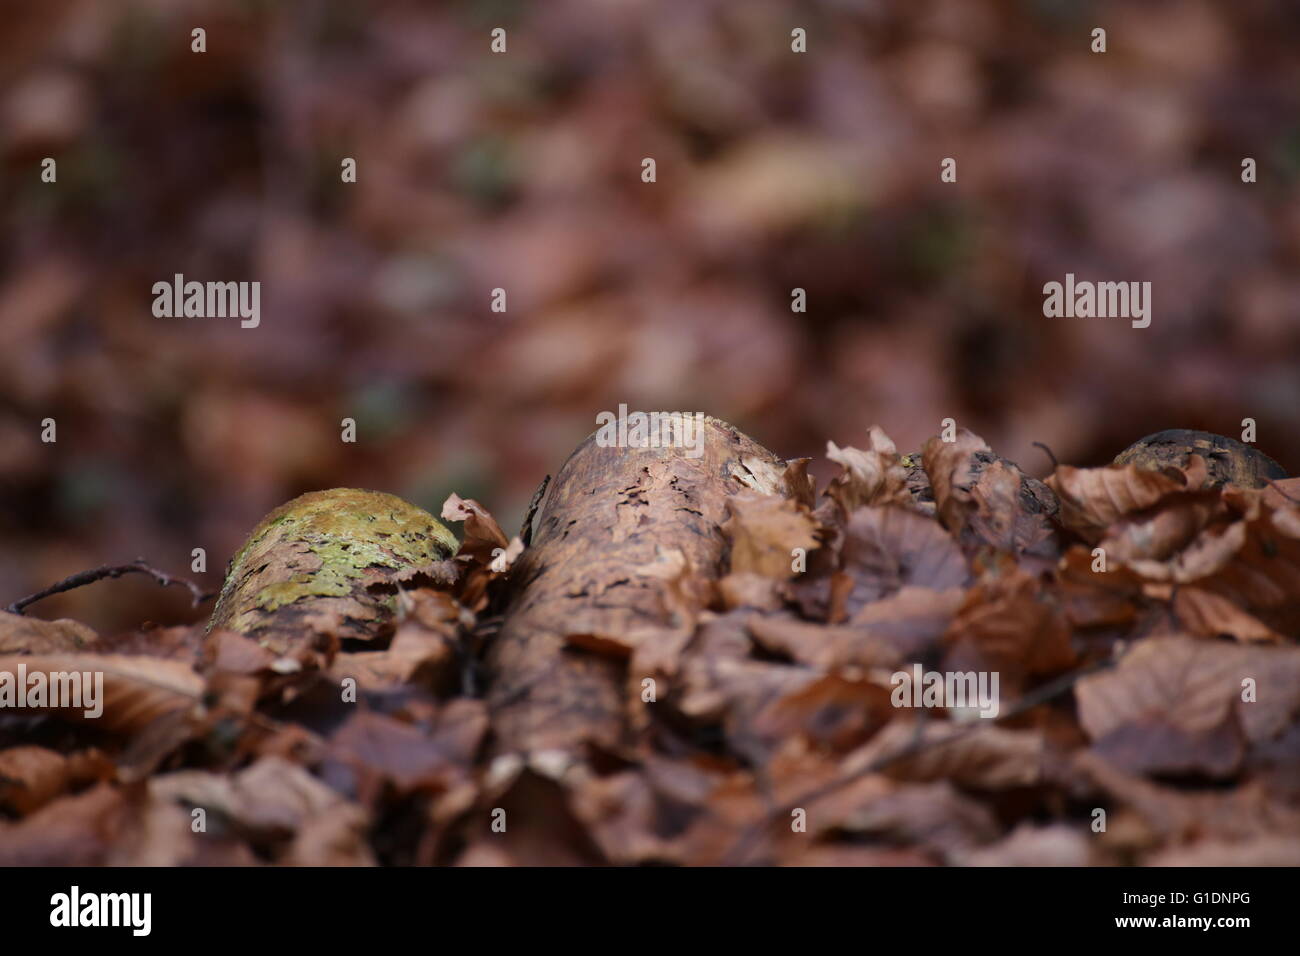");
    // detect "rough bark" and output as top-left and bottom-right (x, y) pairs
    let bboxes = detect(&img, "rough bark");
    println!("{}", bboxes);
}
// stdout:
(1113, 429), (1286, 488)
(488, 415), (788, 755)
(207, 489), (458, 654)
